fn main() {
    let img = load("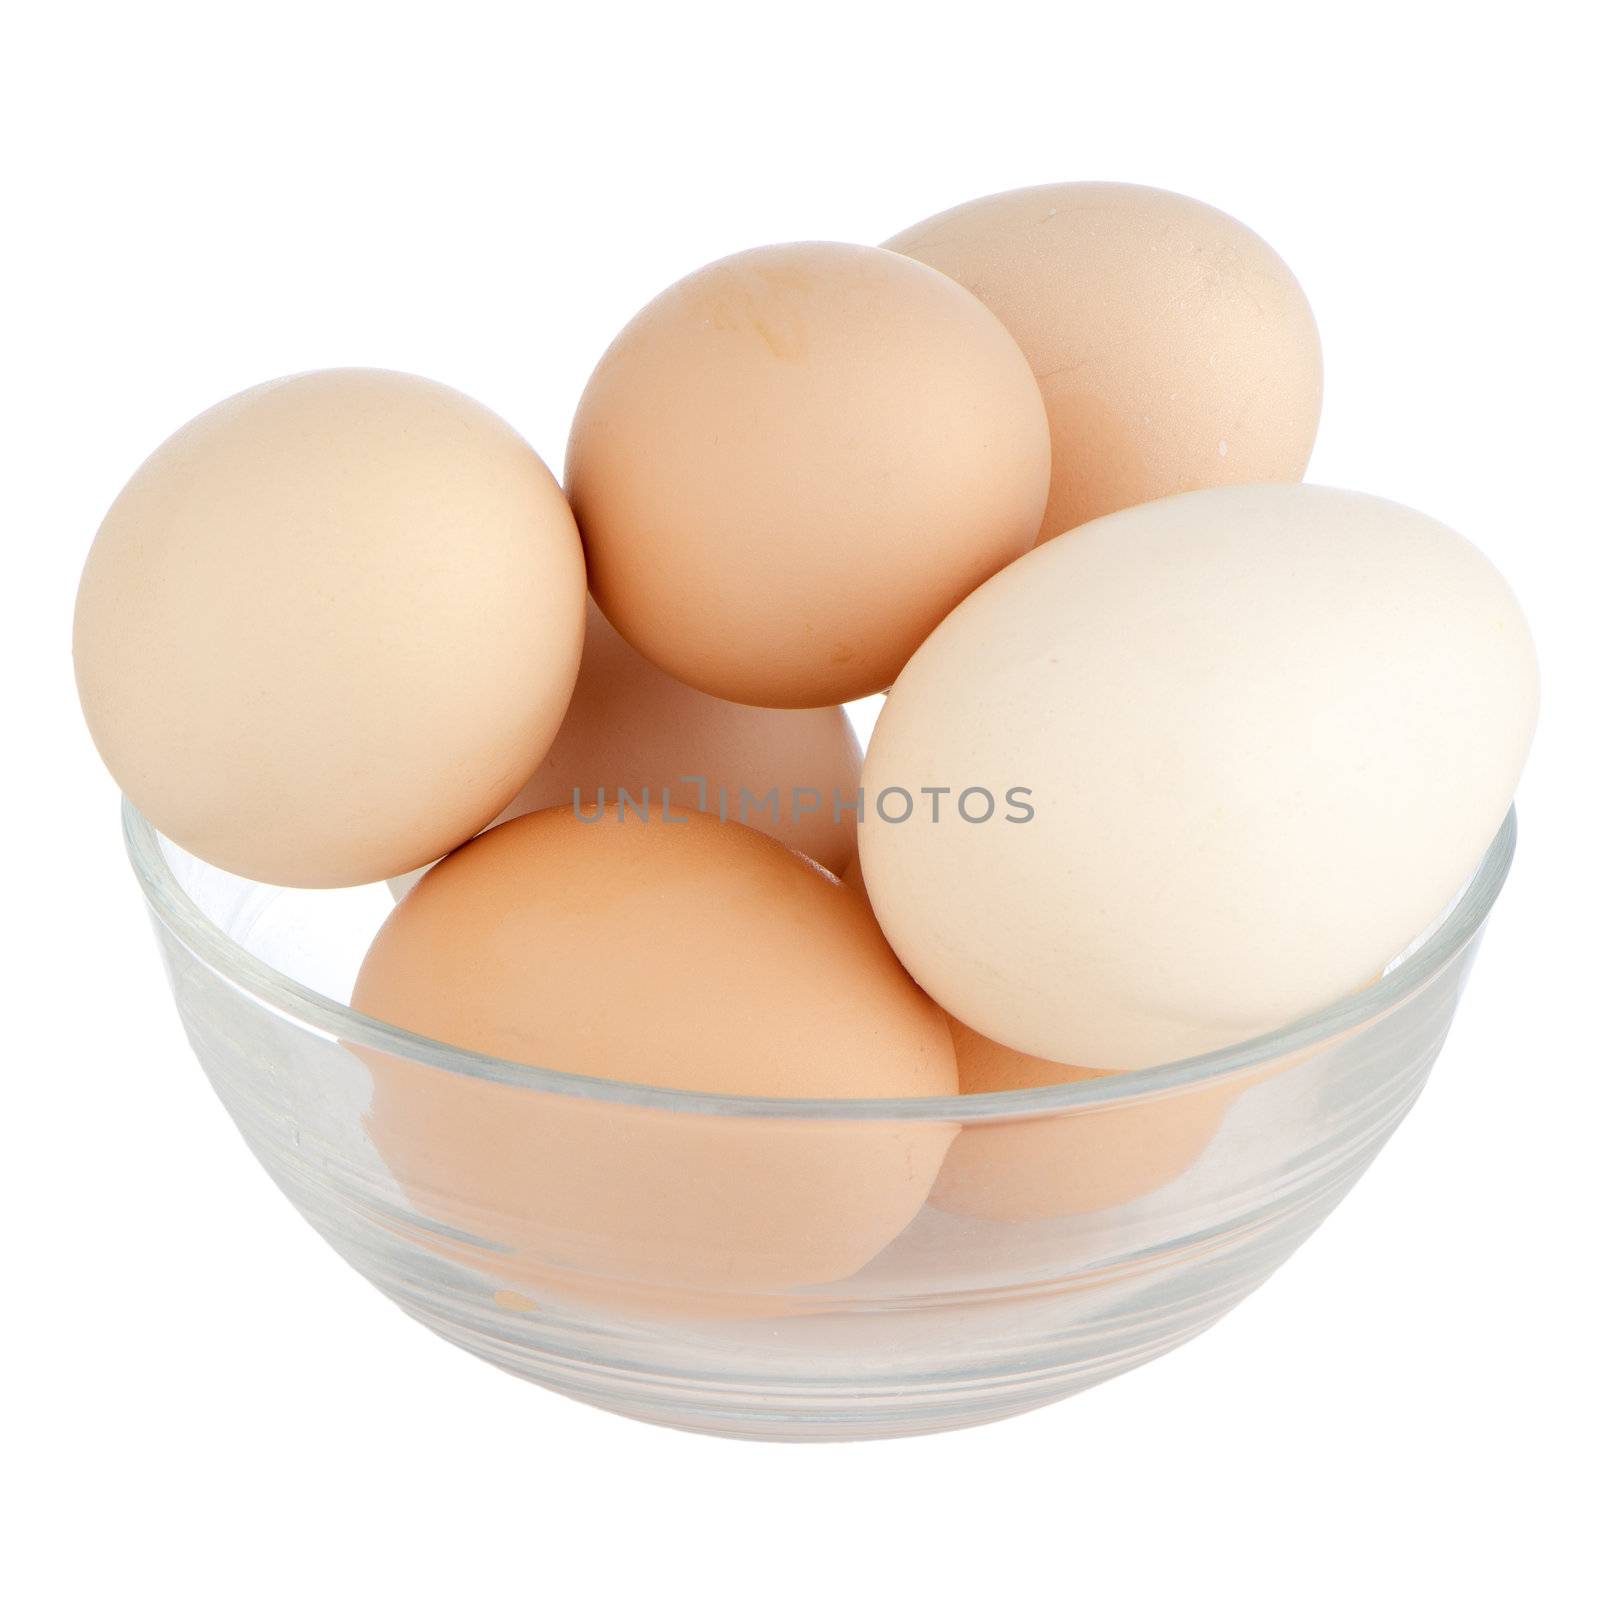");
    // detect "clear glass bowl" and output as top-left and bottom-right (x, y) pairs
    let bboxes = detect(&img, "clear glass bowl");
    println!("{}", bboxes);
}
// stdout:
(125, 801), (1516, 1443)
